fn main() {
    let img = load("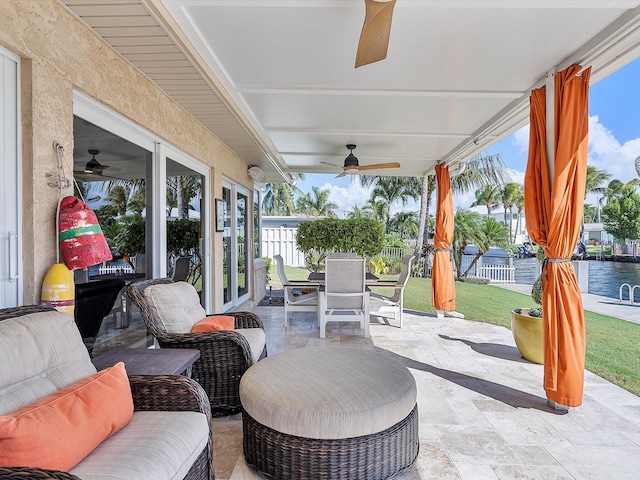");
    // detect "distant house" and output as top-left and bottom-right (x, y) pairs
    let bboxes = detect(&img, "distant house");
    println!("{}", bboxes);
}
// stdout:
(262, 215), (326, 229)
